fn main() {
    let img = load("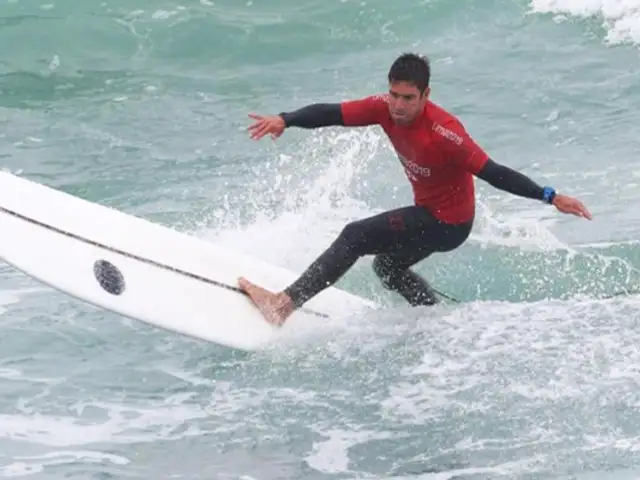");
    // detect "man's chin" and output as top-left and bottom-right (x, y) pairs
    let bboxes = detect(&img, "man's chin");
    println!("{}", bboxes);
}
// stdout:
(392, 115), (409, 125)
